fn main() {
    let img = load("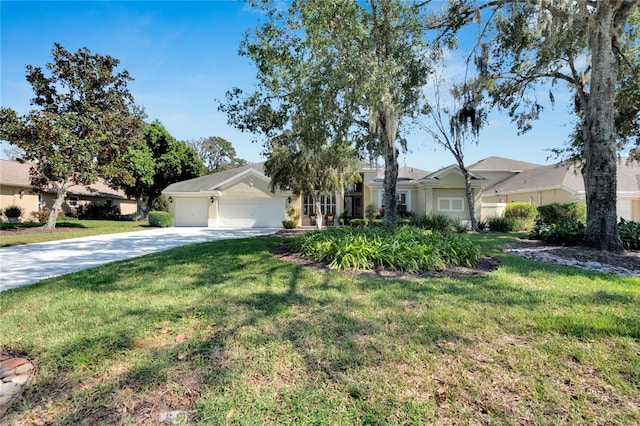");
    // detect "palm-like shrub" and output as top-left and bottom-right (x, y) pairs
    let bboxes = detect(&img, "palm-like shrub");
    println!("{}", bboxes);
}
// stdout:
(4, 205), (24, 218)
(618, 218), (640, 250)
(288, 226), (481, 272)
